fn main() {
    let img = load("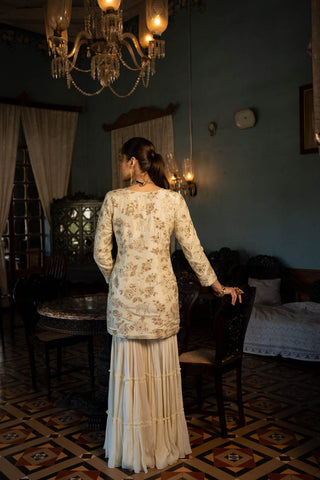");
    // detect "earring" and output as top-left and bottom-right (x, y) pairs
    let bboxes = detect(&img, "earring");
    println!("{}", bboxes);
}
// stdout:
(130, 167), (133, 185)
